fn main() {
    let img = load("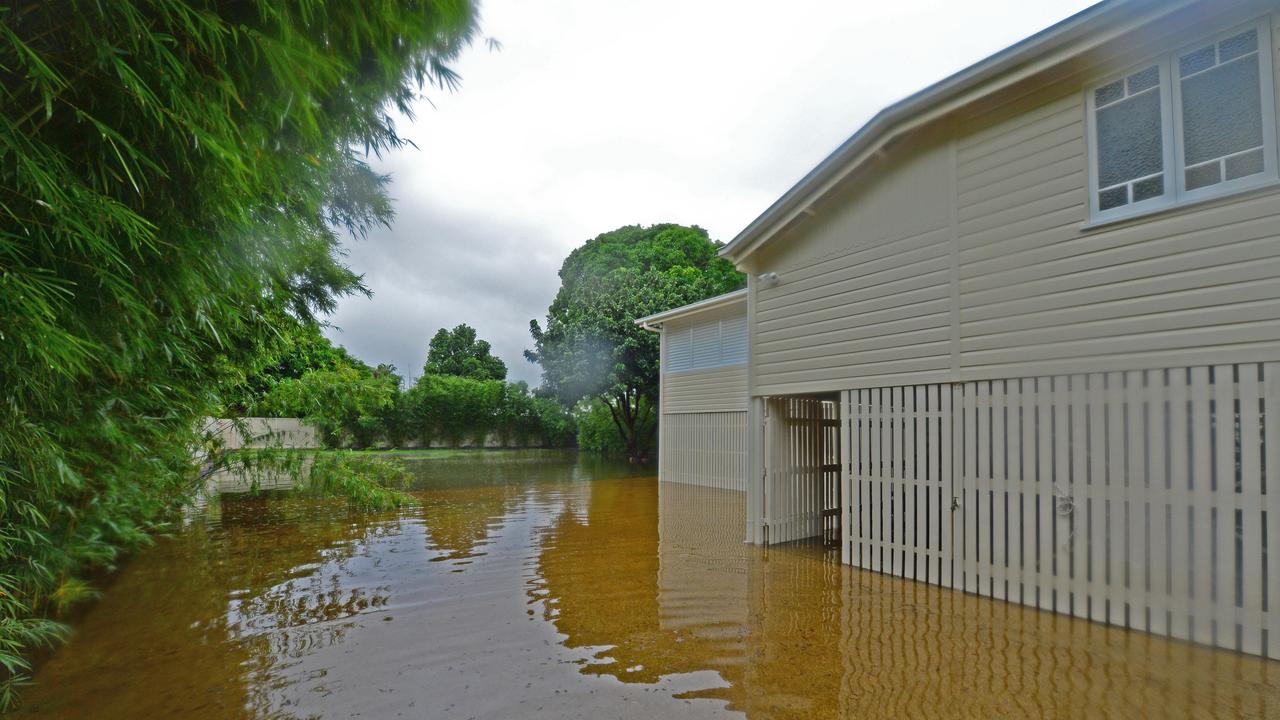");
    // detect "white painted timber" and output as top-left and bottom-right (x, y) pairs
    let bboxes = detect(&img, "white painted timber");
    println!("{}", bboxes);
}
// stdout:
(842, 362), (1279, 657)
